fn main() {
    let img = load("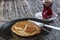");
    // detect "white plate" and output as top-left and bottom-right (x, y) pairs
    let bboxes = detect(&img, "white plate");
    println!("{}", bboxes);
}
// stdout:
(35, 12), (58, 21)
